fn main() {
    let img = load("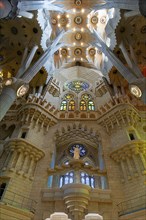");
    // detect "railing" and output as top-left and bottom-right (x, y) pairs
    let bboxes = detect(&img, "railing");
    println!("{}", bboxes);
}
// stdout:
(0, 188), (37, 213)
(117, 195), (146, 216)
